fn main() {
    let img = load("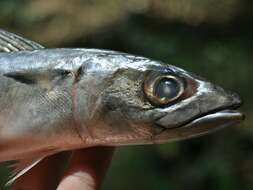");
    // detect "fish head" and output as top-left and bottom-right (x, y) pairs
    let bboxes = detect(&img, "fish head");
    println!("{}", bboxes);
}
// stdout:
(82, 53), (244, 145)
